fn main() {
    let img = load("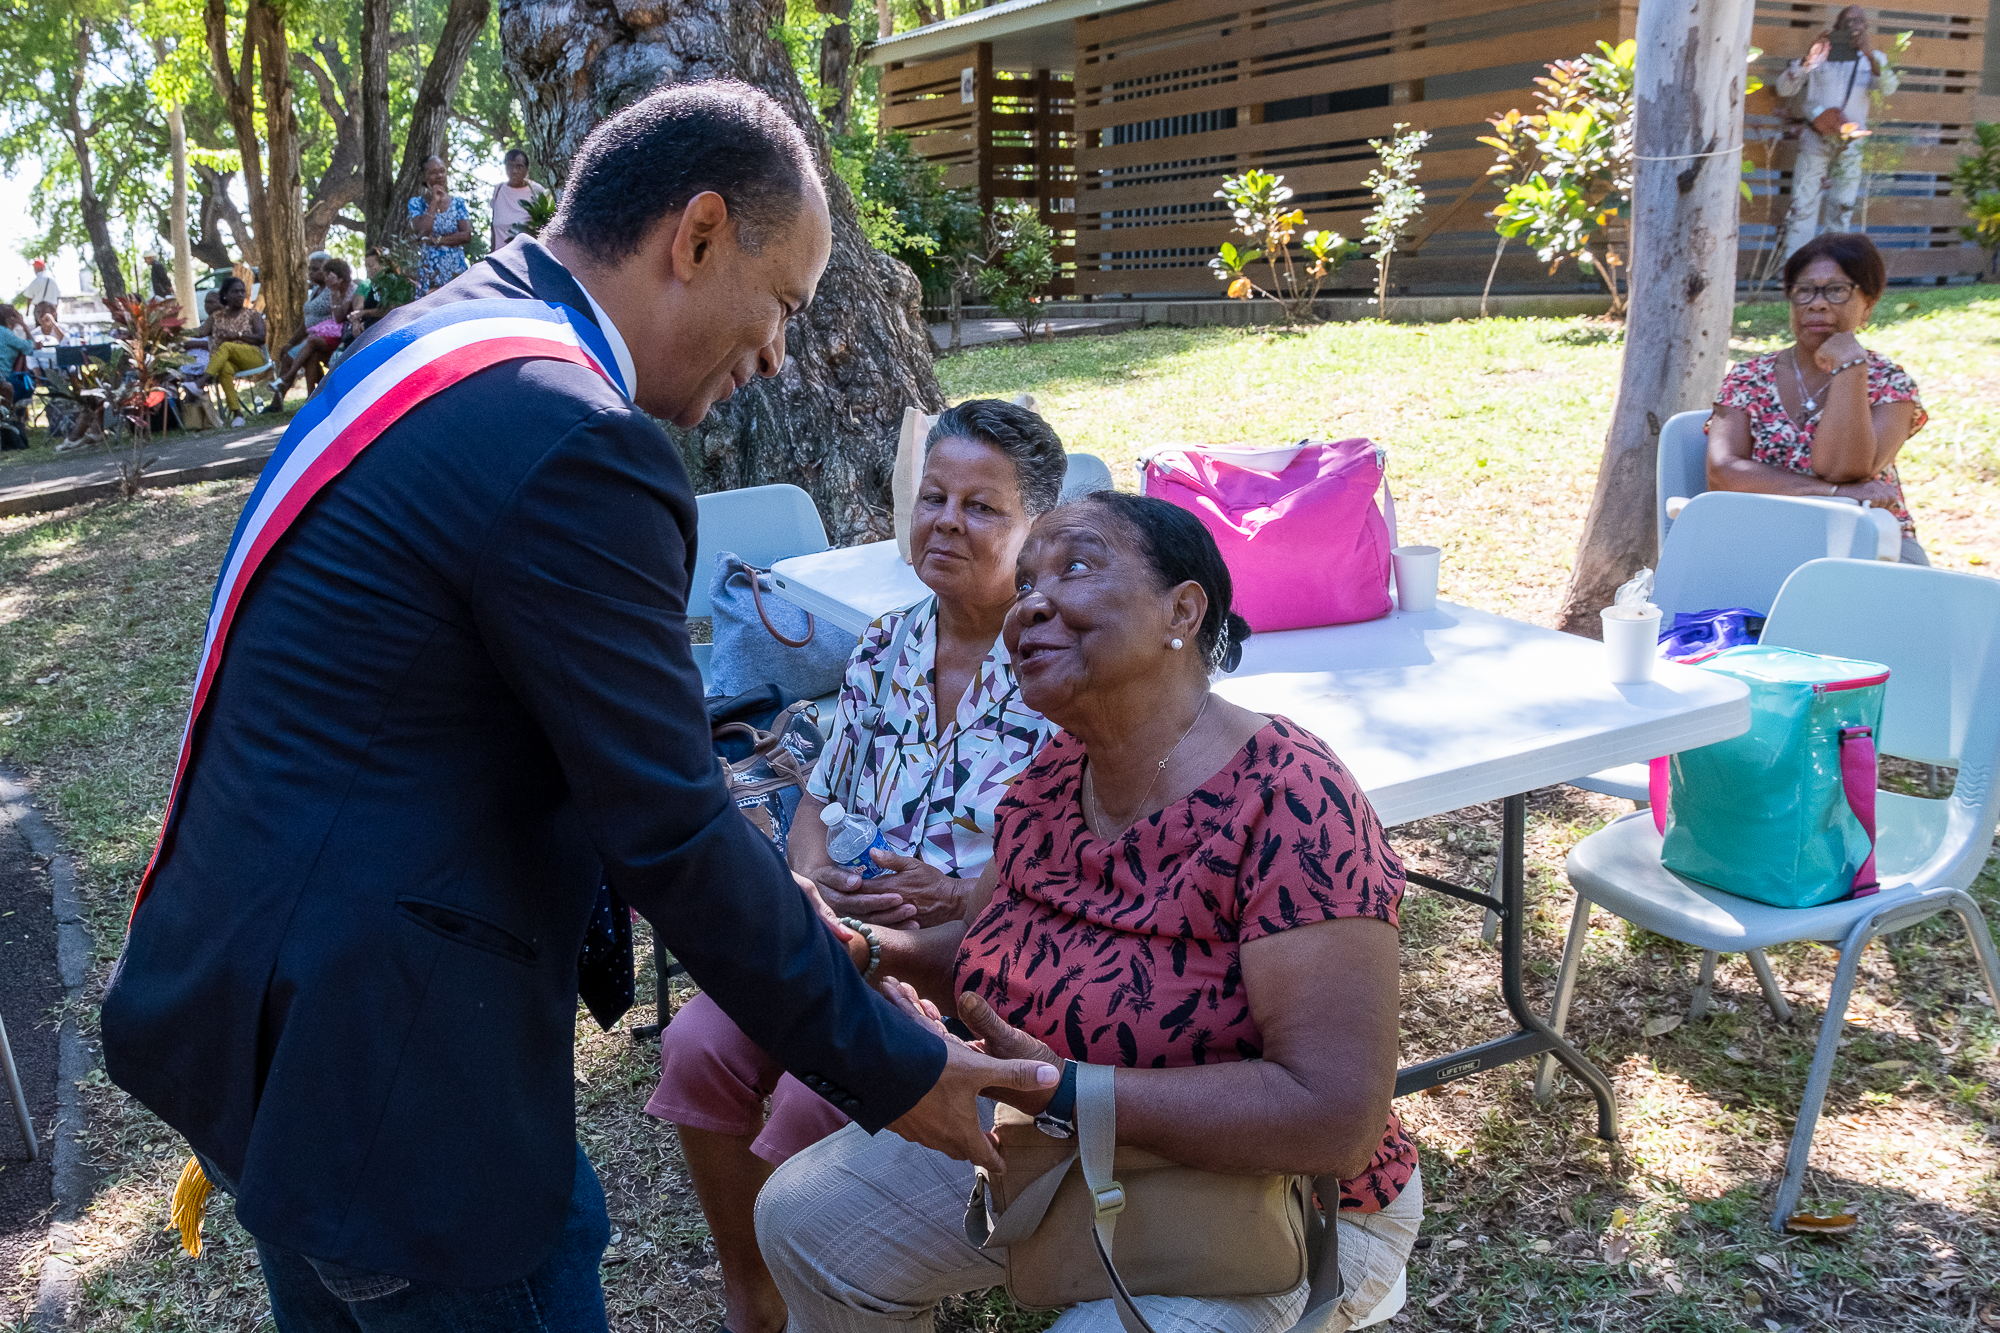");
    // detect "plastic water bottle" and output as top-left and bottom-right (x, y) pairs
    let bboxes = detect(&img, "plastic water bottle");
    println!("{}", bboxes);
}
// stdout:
(820, 802), (893, 880)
